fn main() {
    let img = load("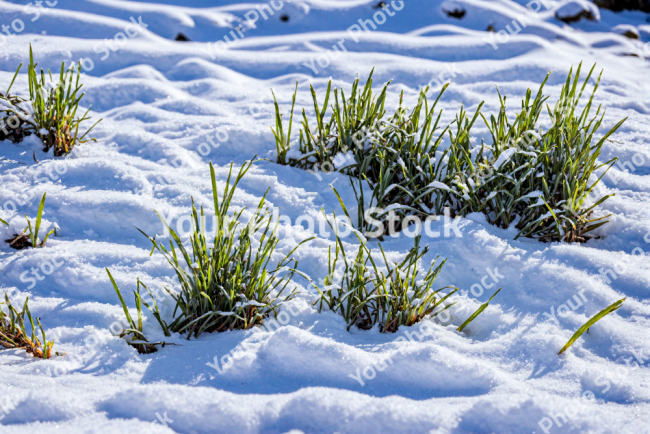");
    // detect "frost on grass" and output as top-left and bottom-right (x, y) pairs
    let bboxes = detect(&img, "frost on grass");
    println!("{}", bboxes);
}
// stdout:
(314, 215), (495, 334)
(1, 46), (101, 156)
(138, 158), (314, 339)
(273, 65), (626, 243)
